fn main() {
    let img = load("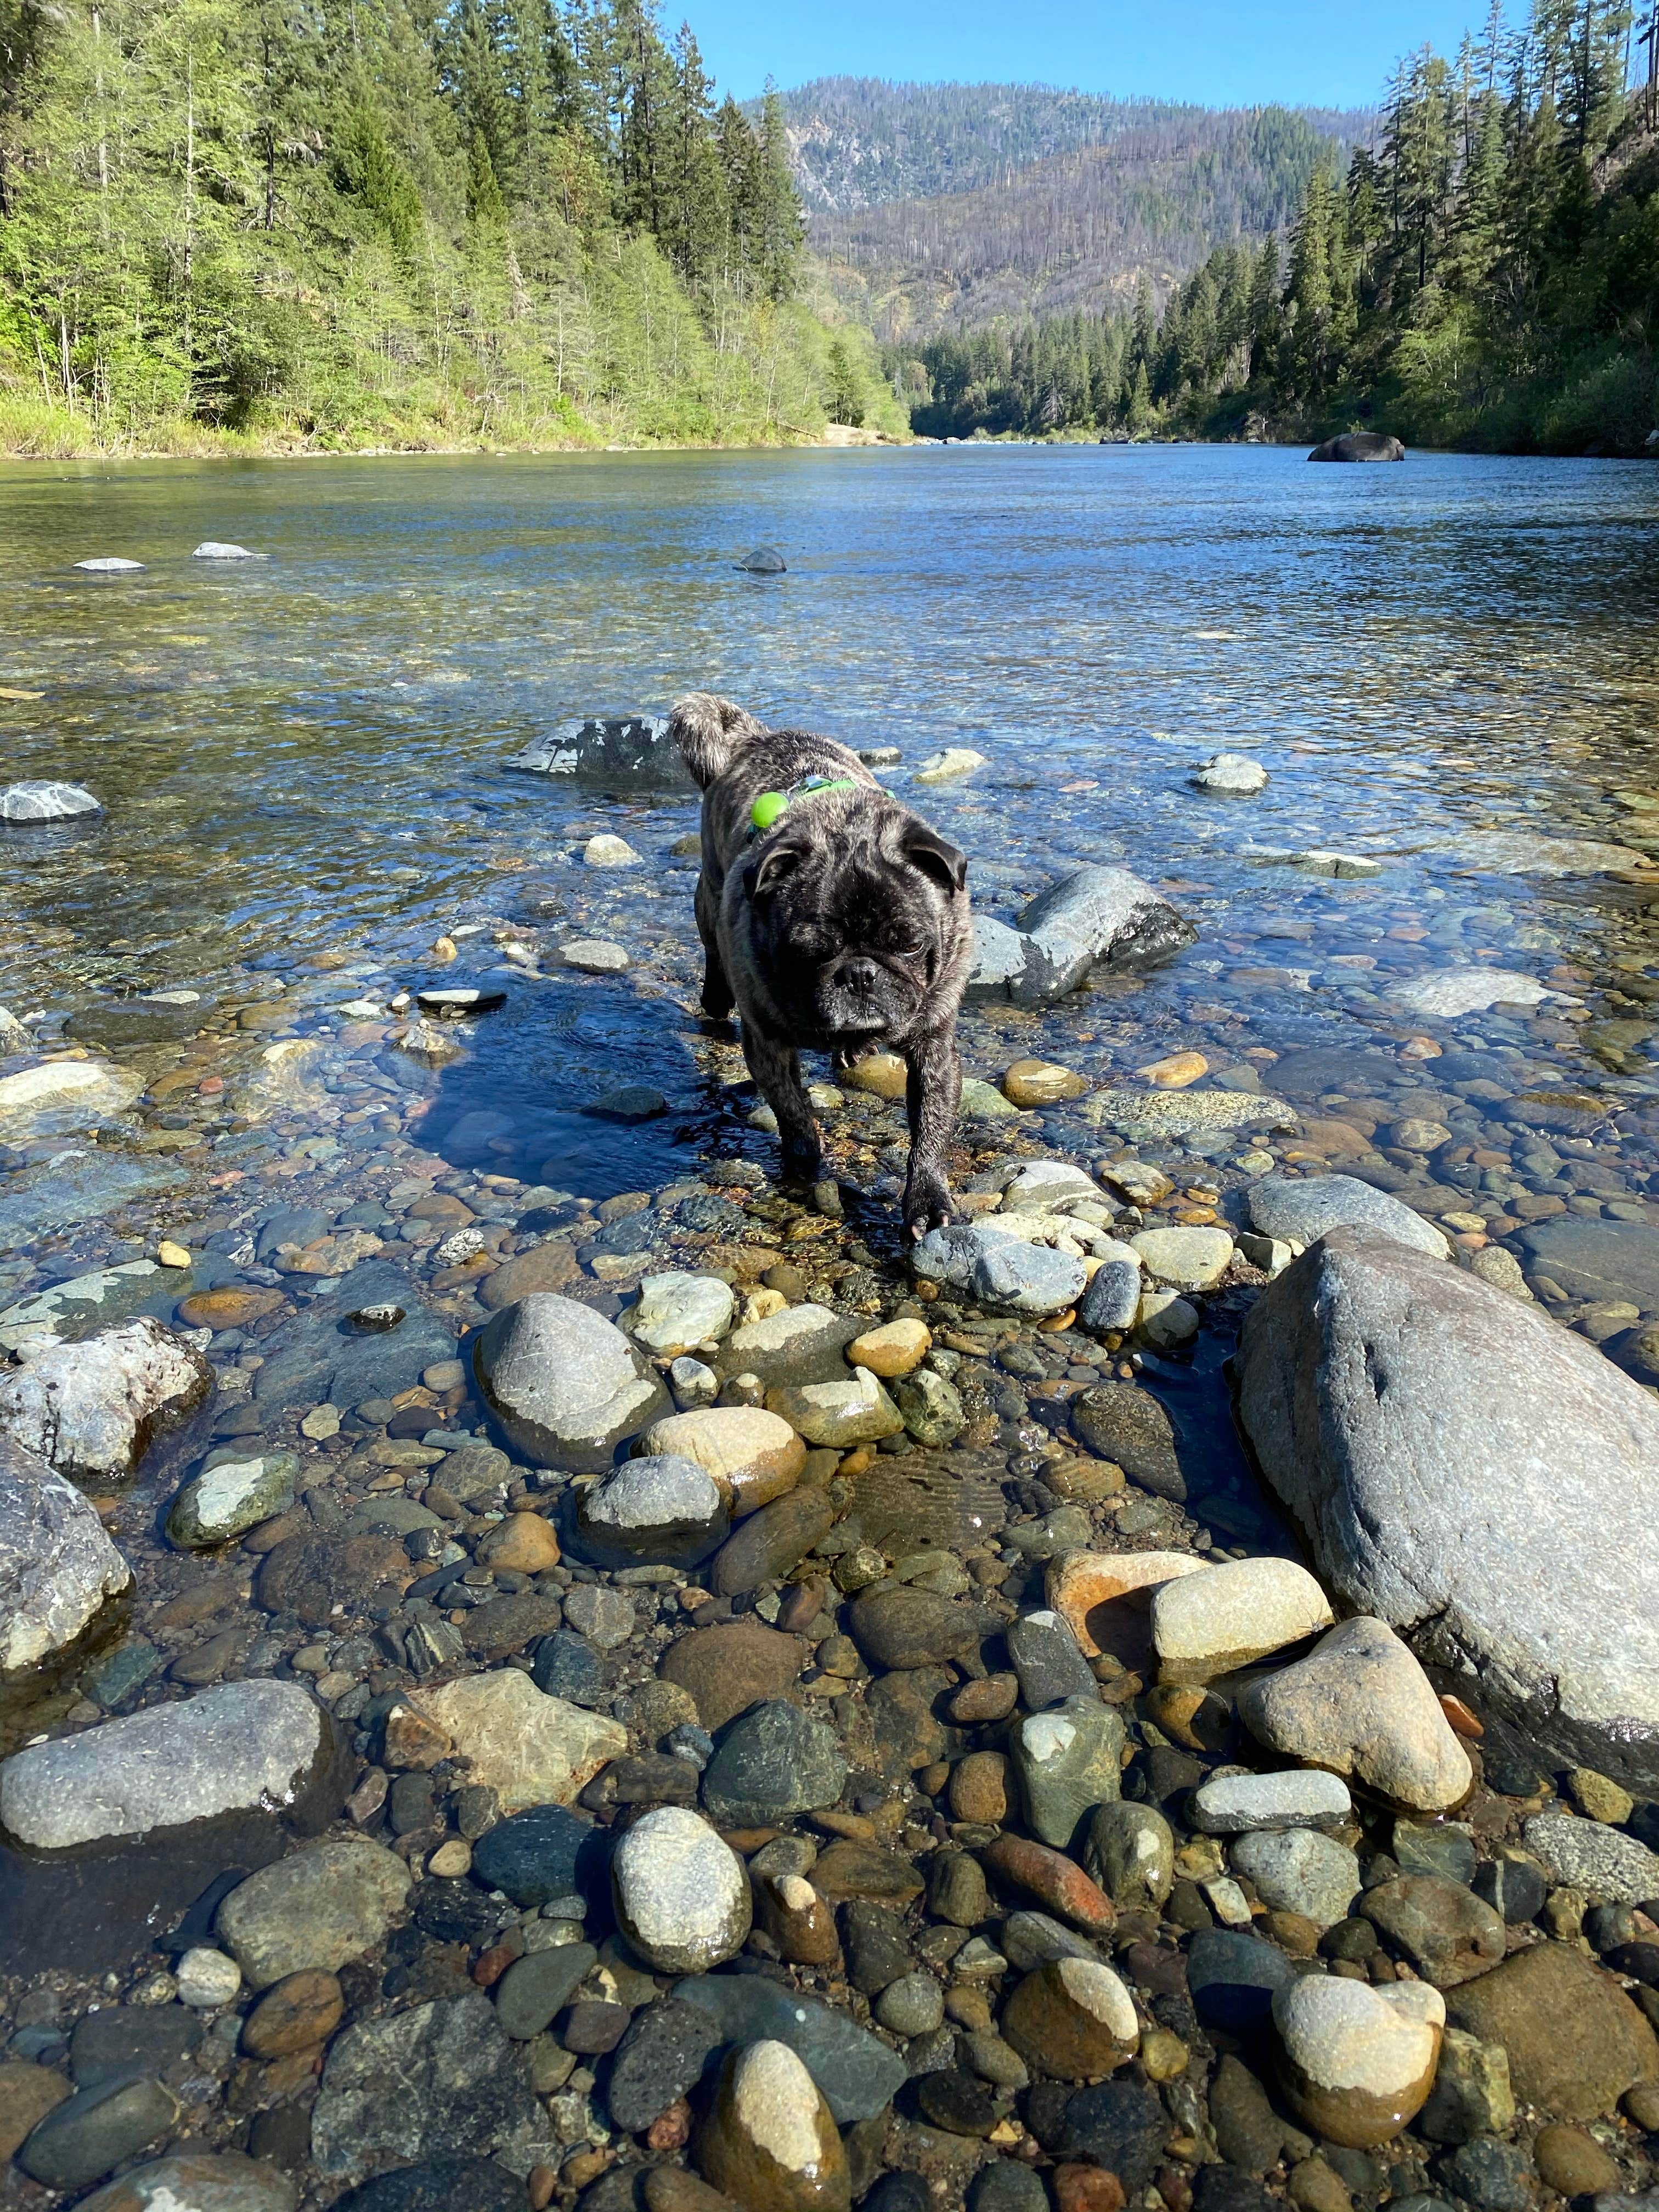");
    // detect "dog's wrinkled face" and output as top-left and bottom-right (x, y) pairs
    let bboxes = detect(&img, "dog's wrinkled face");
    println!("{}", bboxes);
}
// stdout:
(744, 806), (968, 1045)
